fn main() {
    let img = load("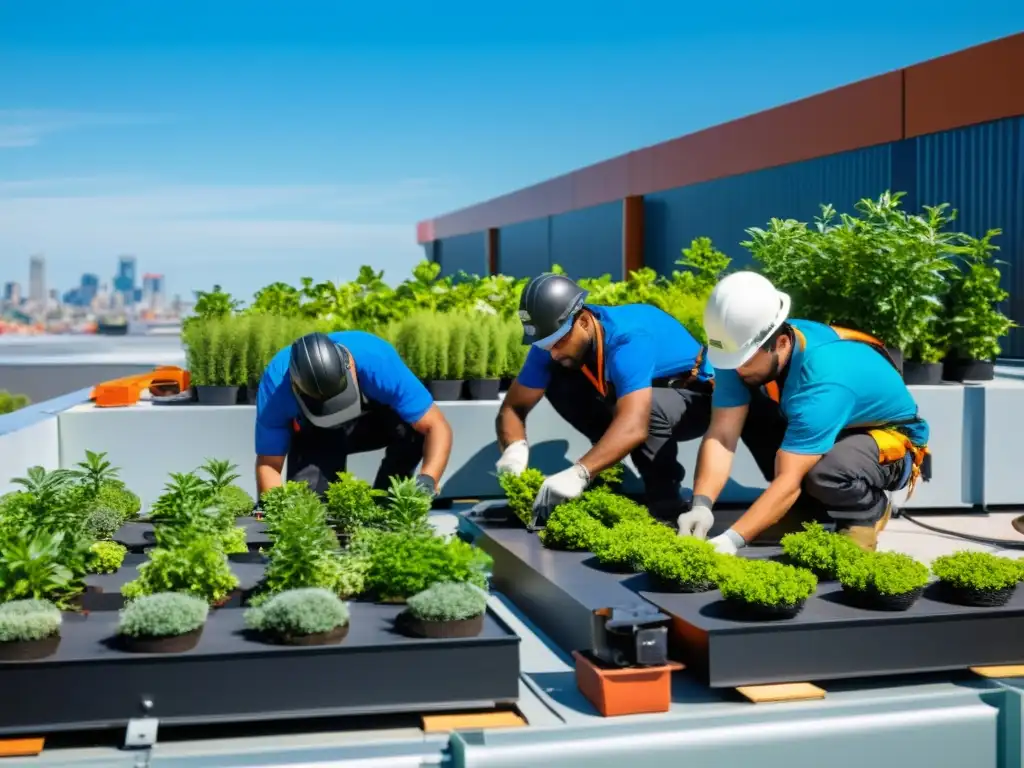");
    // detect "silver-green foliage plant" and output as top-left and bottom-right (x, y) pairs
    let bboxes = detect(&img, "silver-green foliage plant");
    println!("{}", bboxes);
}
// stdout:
(244, 587), (349, 636)
(0, 598), (61, 642)
(406, 581), (487, 622)
(117, 592), (209, 638)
